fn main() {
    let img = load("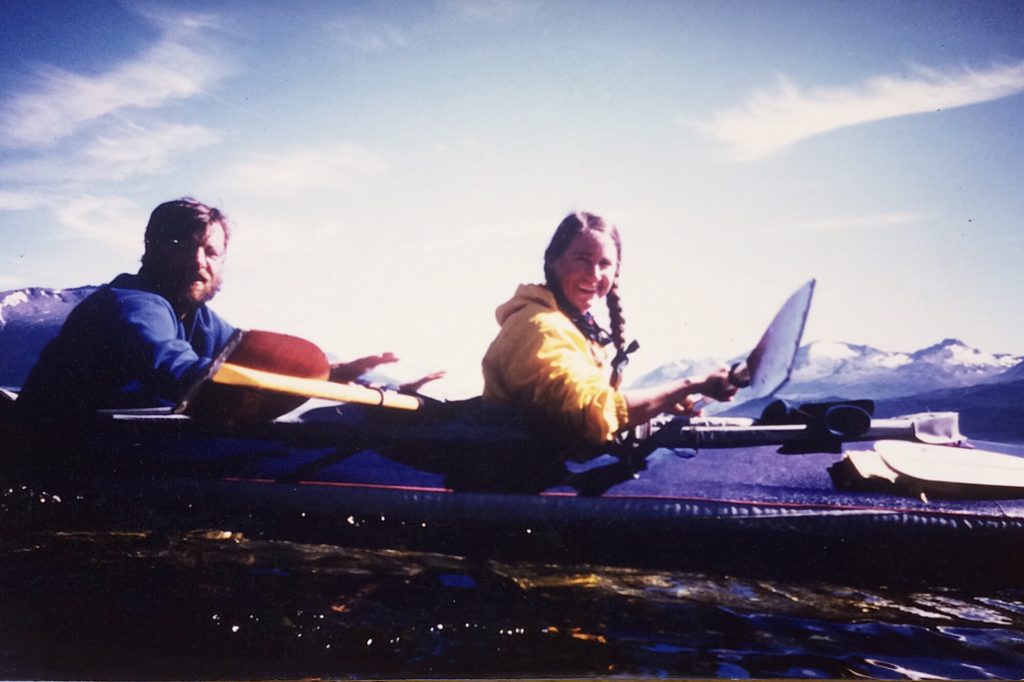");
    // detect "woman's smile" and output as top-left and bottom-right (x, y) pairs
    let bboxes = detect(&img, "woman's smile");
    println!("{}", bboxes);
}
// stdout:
(549, 229), (618, 313)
